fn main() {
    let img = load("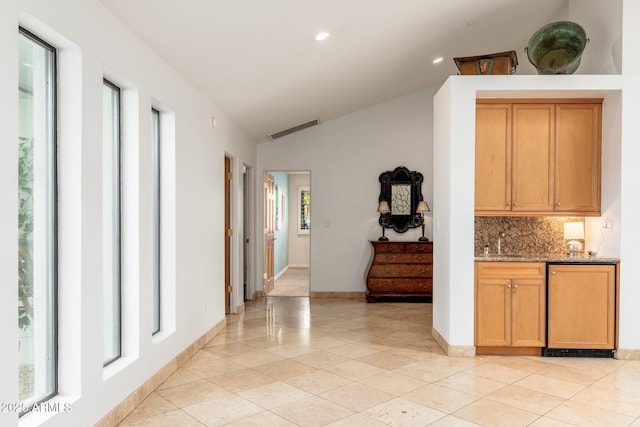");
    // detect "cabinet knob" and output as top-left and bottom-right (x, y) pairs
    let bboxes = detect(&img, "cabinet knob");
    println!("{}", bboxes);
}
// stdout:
(507, 284), (511, 288)
(507, 201), (512, 206)
(513, 202), (519, 207)
(513, 284), (518, 289)
(556, 202), (561, 206)
(551, 270), (556, 275)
